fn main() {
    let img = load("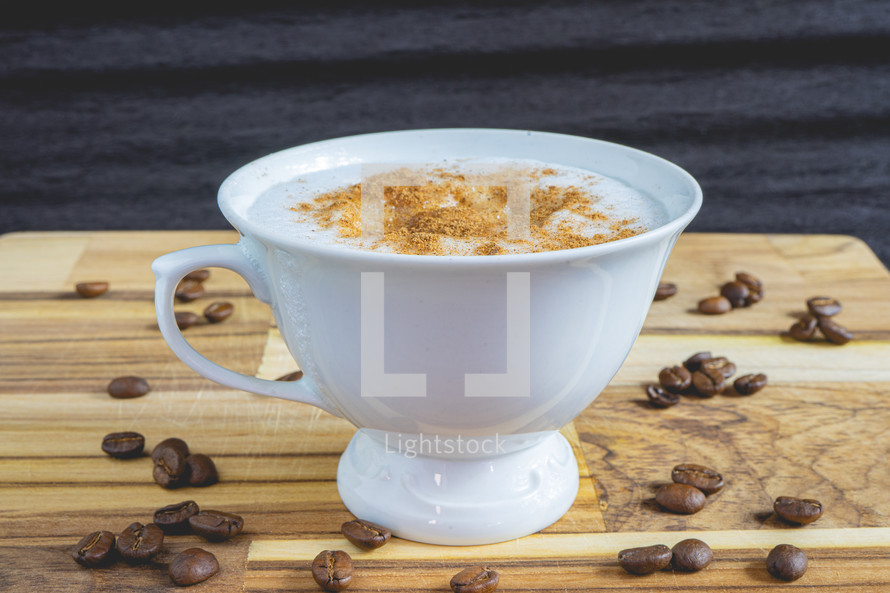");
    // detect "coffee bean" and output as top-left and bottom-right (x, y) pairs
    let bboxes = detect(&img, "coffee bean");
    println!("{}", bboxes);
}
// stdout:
(789, 314), (818, 341)
(152, 437), (190, 462)
(734, 373), (768, 395)
(807, 296), (842, 318)
(766, 544), (808, 581)
(818, 317), (854, 345)
(450, 566), (500, 593)
(745, 287), (764, 305)
(617, 544), (672, 575)
(700, 356), (736, 378)
(658, 365), (692, 393)
(116, 522), (163, 564)
(774, 496), (824, 525)
(646, 385), (680, 408)
(654, 282), (678, 301)
(276, 370), (304, 381)
(169, 548), (219, 587)
(735, 271), (763, 291)
(153, 446), (189, 488)
(101, 431), (145, 459)
(671, 538), (713, 572)
(189, 510), (243, 541)
(203, 301), (234, 323)
(655, 483), (706, 514)
(341, 519), (391, 550)
(691, 368), (726, 397)
(671, 463), (725, 495)
(75, 281), (109, 298)
(311, 550), (354, 592)
(72, 530), (116, 567)
(186, 454), (218, 487)
(176, 280), (205, 303)
(107, 376), (150, 399)
(184, 269), (211, 283)
(720, 281), (750, 308)
(683, 351), (712, 373)
(154, 500), (200, 534)
(175, 311), (201, 330)
(698, 296), (731, 315)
